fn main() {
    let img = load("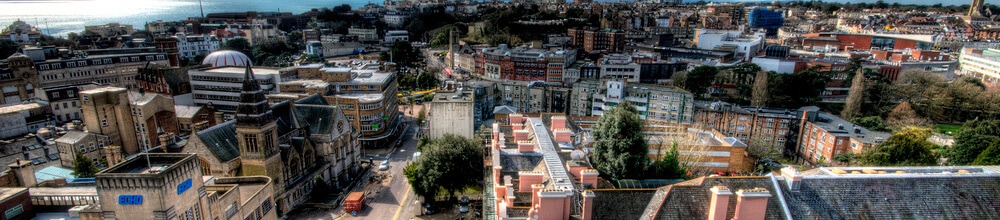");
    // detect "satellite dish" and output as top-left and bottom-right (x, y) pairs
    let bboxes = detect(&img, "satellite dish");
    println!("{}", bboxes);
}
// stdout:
(571, 150), (586, 160)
